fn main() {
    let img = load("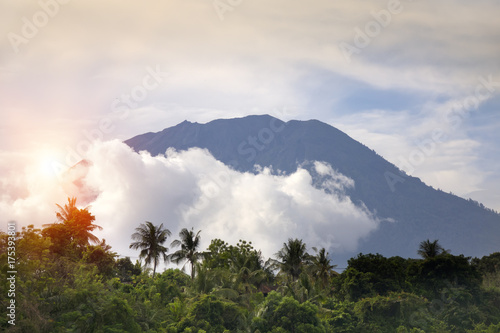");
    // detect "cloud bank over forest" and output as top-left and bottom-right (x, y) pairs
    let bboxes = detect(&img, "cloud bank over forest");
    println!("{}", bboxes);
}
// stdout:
(0, 140), (379, 260)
